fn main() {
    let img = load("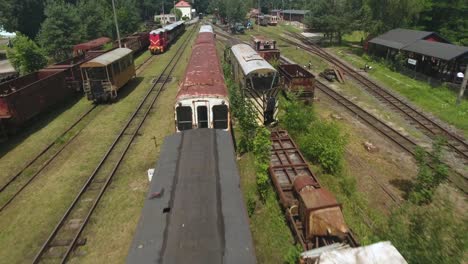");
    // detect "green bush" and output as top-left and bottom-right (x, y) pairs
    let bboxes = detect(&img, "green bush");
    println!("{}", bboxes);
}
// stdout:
(253, 127), (272, 201)
(280, 94), (316, 136)
(299, 120), (347, 174)
(7, 34), (48, 75)
(246, 188), (257, 217)
(283, 244), (302, 264)
(383, 200), (467, 264)
(409, 138), (448, 205)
